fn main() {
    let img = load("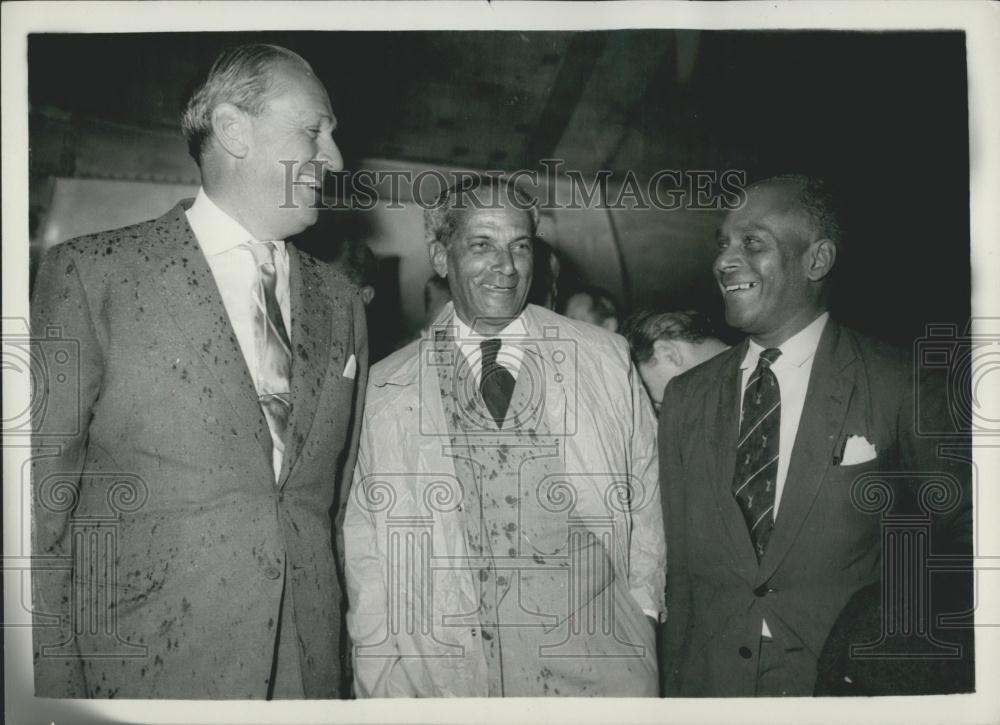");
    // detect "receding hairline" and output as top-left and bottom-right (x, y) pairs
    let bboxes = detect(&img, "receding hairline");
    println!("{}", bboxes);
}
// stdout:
(428, 189), (539, 248)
